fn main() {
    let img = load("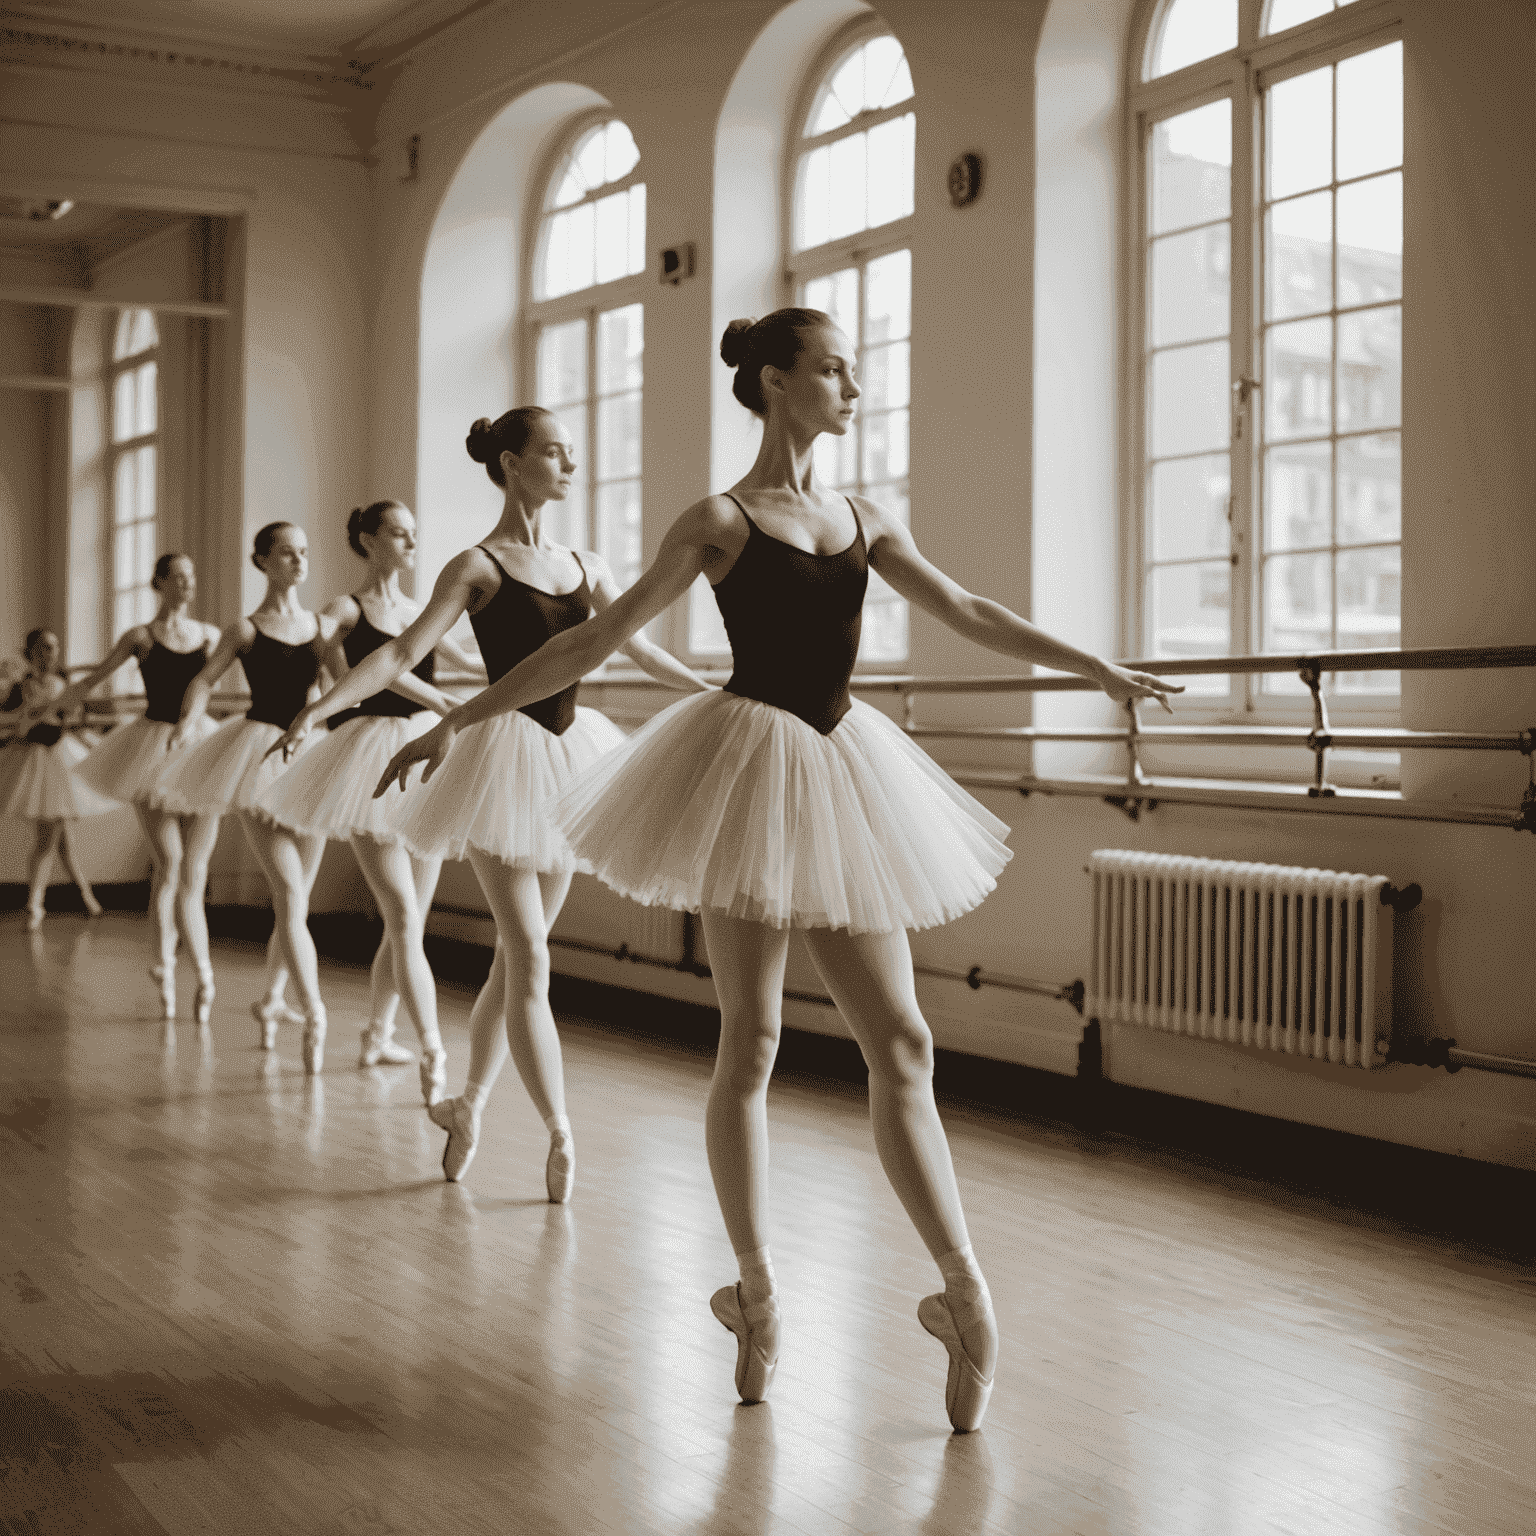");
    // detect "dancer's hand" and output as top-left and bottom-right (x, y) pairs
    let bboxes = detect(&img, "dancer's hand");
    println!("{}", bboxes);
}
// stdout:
(374, 718), (457, 797)
(266, 707), (317, 763)
(1098, 663), (1183, 715)
(169, 718), (204, 753)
